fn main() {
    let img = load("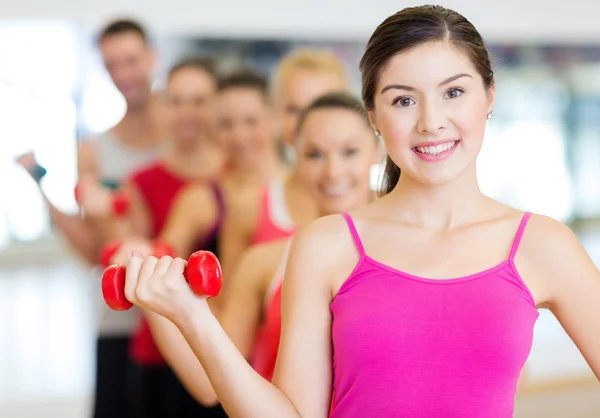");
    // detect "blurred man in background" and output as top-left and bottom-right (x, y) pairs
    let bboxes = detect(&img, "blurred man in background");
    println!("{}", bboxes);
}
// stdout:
(18, 18), (167, 418)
